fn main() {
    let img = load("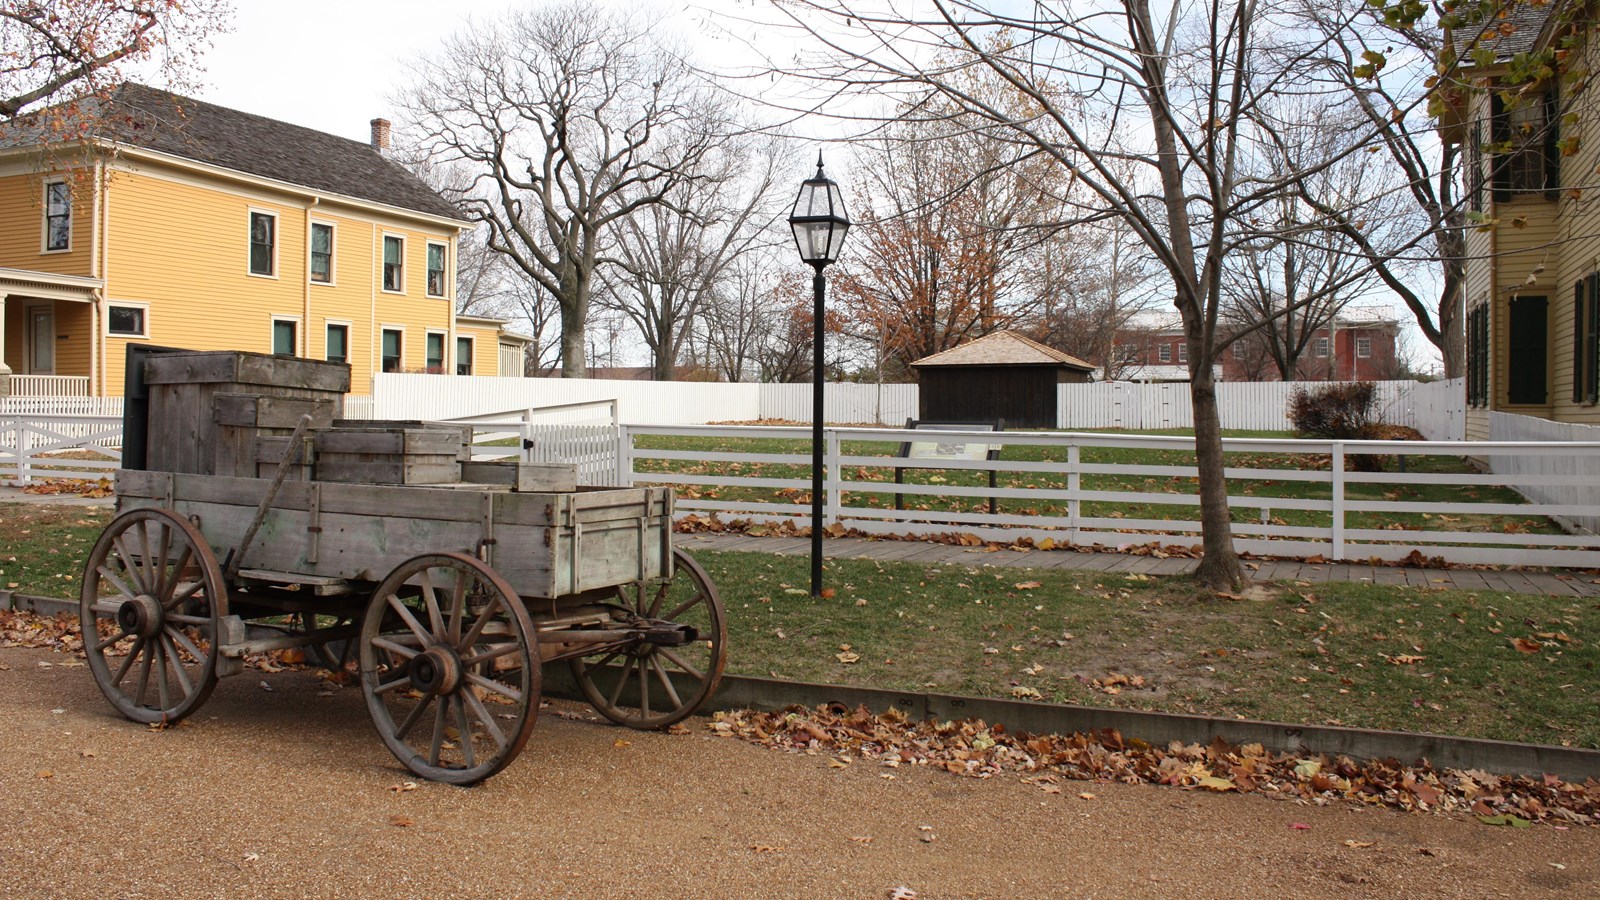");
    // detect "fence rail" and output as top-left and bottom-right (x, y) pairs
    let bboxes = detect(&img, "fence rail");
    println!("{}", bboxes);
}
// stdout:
(623, 424), (1600, 568)
(1056, 379), (1459, 436)
(0, 414), (122, 483)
